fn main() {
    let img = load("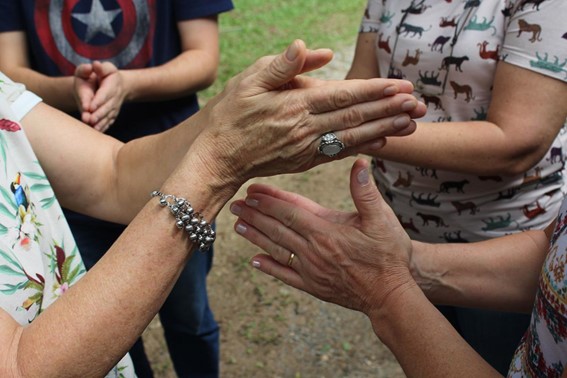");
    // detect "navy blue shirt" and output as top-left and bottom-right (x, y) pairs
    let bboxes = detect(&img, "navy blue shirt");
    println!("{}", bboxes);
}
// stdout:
(0, 0), (234, 140)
